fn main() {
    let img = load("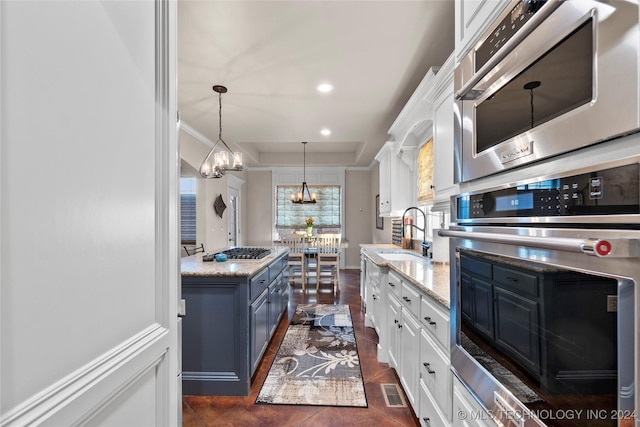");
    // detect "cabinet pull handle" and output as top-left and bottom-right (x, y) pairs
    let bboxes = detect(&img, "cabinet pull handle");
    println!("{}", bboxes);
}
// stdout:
(388, 282), (395, 287)
(424, 316), (436, 325)
(423, 418), (431, 427)
(506, 276), (518, 282)
(397, 323), (402, 329)
(402, 296), (411, 303)
(394, 319), (398, 324)
(423, 363), (436, 374)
